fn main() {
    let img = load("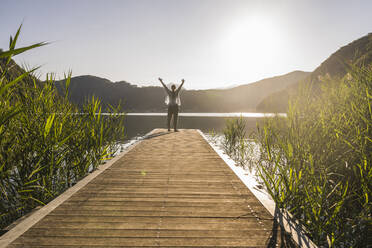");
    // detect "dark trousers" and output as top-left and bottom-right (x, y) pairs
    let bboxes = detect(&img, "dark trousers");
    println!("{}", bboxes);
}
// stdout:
(167, 105), (179, 130)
